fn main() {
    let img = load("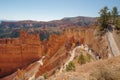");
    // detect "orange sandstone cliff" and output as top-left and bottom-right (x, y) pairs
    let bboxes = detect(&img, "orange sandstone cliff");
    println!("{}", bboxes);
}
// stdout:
(35, 26), (110, 77)
(0, 31), (42, 78)
(0, 26), (110, 79)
